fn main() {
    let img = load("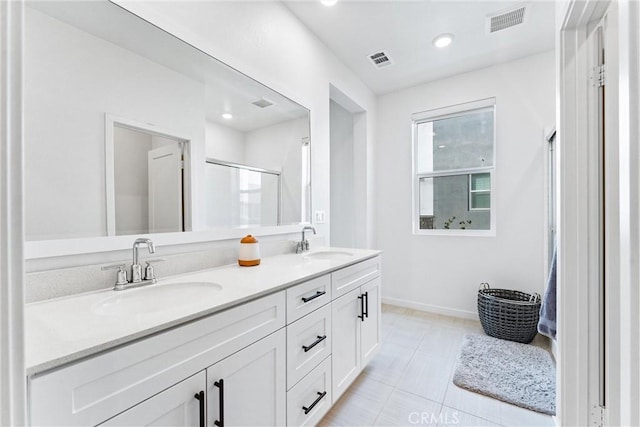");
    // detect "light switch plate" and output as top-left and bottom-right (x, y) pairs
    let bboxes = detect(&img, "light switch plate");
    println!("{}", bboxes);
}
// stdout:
(314, 210), (326, 223)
